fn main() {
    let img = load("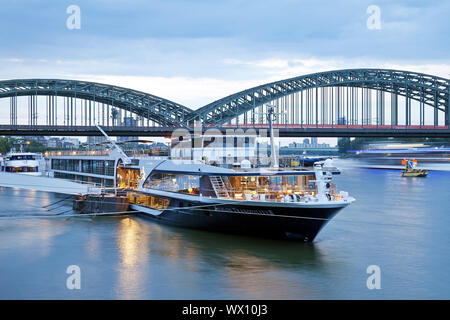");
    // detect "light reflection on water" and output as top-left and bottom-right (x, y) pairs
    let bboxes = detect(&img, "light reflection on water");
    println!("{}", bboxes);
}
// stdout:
(116, 218), (150, 299)
(0, 163), (449, 299)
